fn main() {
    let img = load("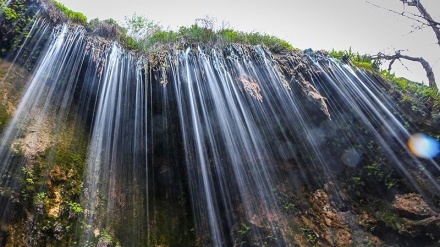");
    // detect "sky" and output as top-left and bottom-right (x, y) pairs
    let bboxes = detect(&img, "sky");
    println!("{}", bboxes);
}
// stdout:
(57, 0), (440, 87)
